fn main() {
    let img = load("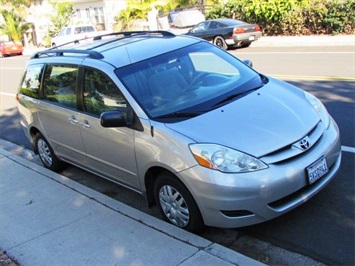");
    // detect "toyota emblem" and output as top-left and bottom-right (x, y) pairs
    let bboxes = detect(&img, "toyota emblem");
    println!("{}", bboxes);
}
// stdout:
(300, 138), (310, 149)
(292, 136), (311, 151)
